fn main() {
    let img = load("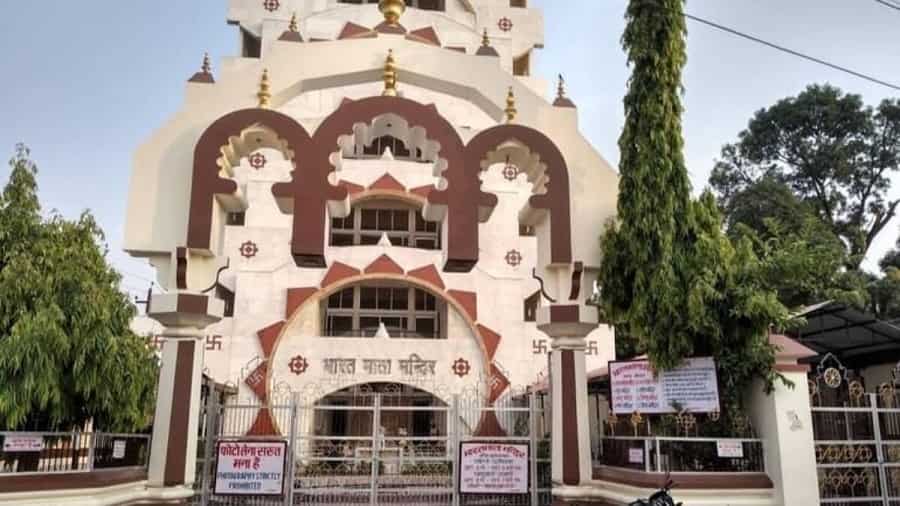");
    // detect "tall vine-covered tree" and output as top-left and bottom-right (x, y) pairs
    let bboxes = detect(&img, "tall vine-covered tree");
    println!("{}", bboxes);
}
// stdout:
(600, 1), (791, 418)
(0, 145), (158, 431)
(599, 0), (693, 369)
